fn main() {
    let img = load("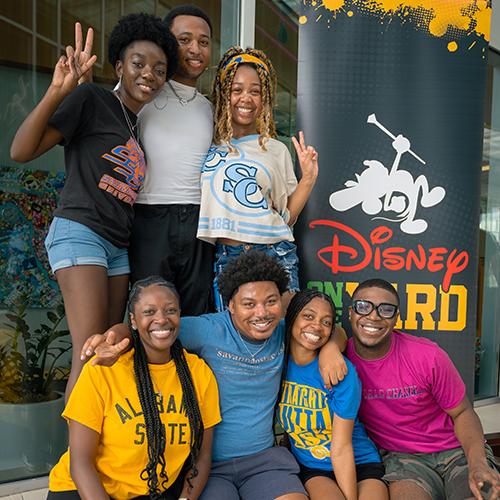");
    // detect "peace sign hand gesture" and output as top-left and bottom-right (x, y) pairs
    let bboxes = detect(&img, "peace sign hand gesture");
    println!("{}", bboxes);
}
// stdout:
(51, 23), (96, 96)
(66, 22), (95, 84)
(292, 130), (319, 182)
